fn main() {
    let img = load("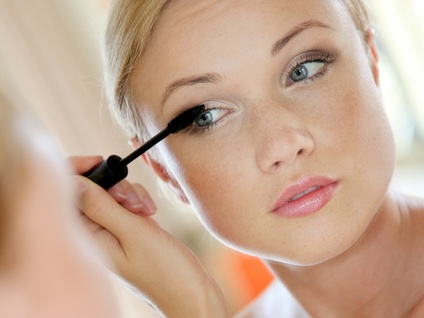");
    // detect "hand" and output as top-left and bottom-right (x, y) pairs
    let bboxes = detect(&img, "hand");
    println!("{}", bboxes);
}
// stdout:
(69, 156), (229, 318)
